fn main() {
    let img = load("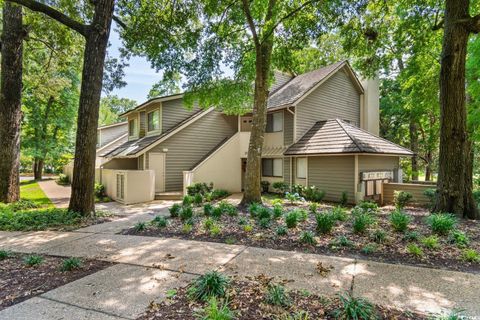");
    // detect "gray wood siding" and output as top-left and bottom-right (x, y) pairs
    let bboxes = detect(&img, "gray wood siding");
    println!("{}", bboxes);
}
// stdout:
(162, 98), (199, 133)
(284, 109), (294, 145)
(283, 157), (291, 185)
(98, 123), (127, 147)
(148, 111), (237, 191)
(308, 156), (355, 202)
(358, 155), (399, 172)
(296, 70), (360, 140)
(139, 111), (146, 137)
